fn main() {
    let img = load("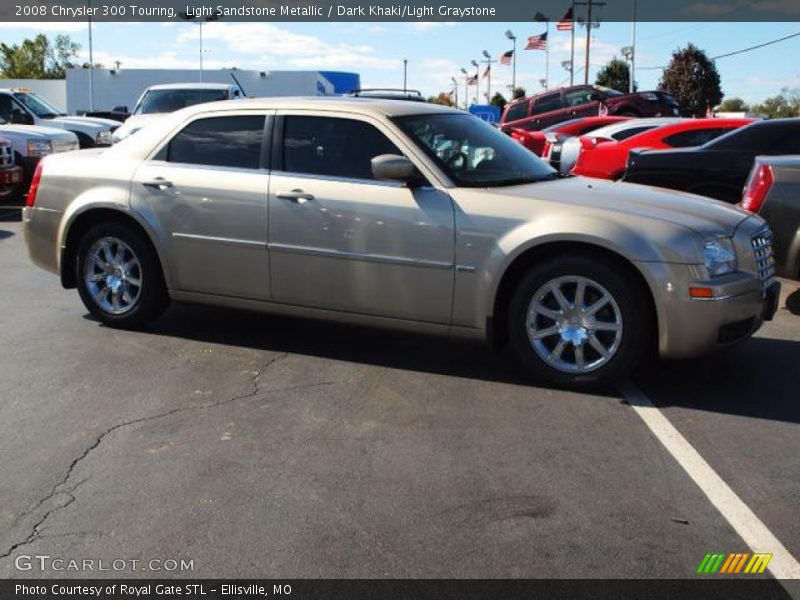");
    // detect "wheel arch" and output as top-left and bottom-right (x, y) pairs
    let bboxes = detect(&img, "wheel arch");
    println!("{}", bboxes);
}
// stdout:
(60, 207), (171, 290)
(487, 241), (659, 351)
